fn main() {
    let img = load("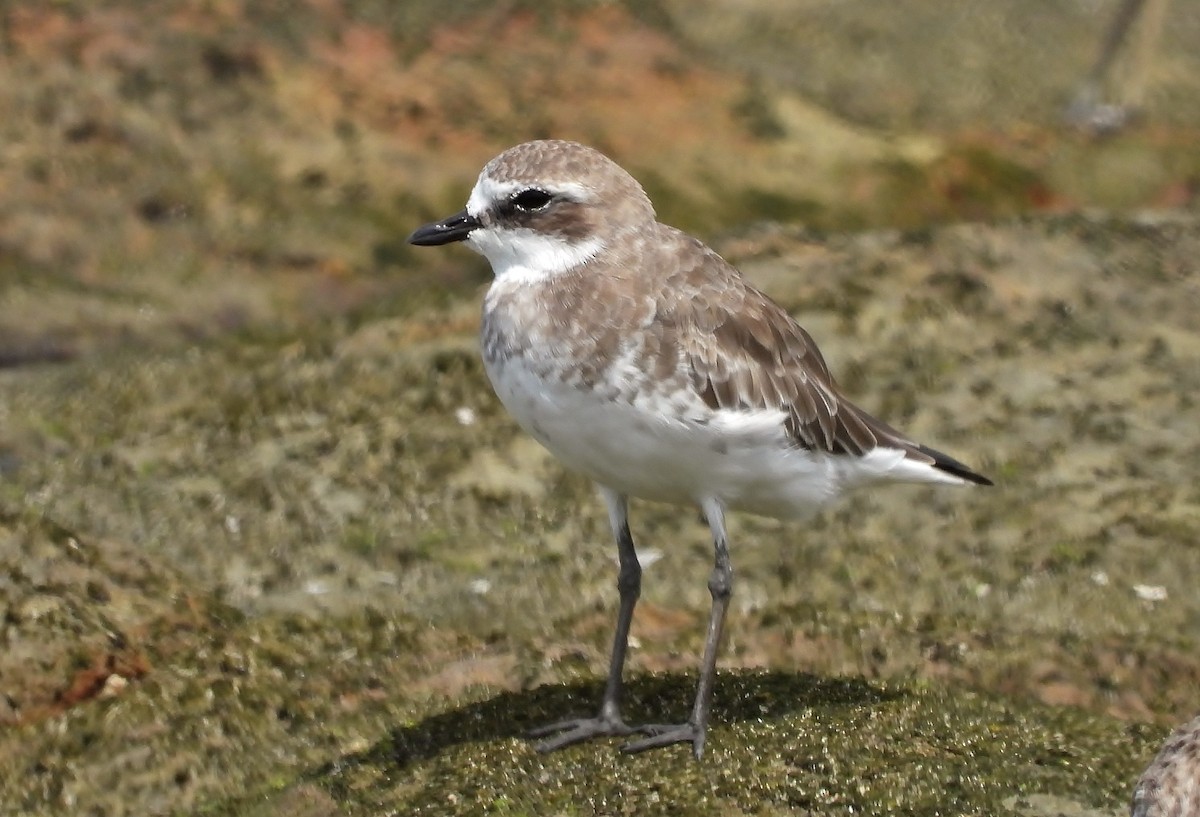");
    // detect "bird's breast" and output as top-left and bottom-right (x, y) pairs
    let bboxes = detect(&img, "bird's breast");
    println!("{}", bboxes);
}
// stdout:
(476, 276), (866, 516)
(479, 321), (851, 516)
